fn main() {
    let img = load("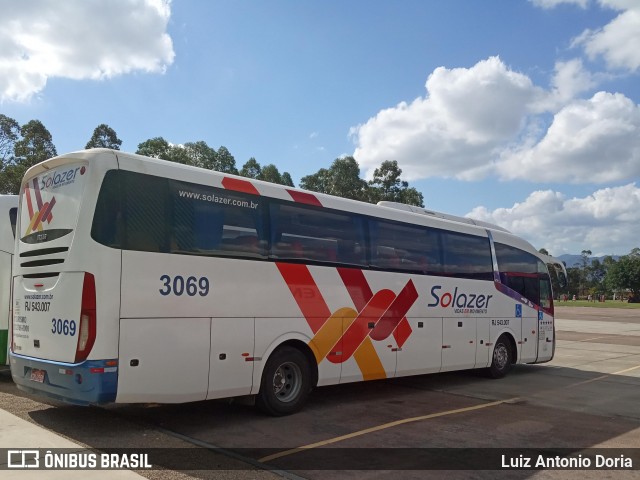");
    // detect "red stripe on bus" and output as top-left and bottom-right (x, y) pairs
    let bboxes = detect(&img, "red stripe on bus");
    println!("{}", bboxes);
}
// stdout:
(370, 280), (418, 341)
(276, 263), (331, 333)
(30, 202), (49, 232)
(335, 289), (395, 363)
(337, 268), (373, 312)
(221, 177), (260, 195)
(286, 189), (322, 207)
(33, 178), (44, 209)
(393, 317), (412, 348)
(40, 196), (56, 224)
(25, 184), (34, 218)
